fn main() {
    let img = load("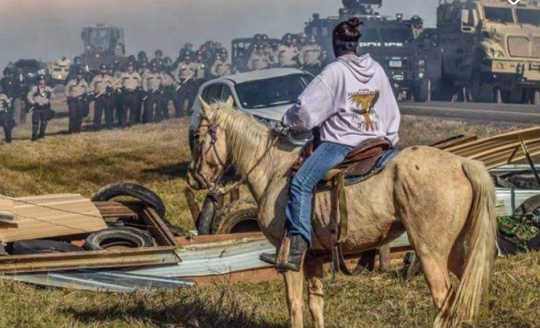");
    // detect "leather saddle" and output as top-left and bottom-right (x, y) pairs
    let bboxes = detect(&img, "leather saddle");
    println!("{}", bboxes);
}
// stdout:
(291, 137), (393, 182)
